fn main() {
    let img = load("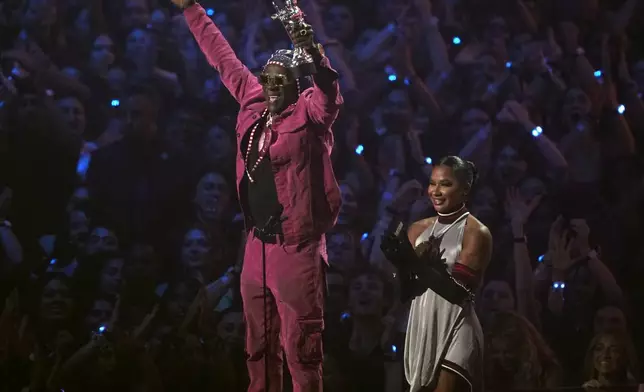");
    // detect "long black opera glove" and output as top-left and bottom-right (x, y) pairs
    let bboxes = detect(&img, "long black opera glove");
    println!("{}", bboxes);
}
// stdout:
(380, 229), (472, 305)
